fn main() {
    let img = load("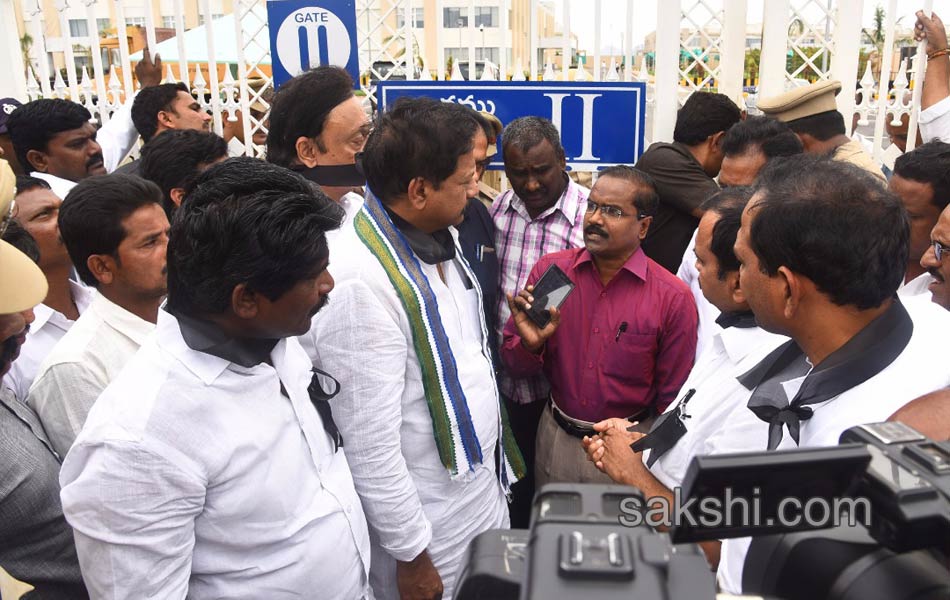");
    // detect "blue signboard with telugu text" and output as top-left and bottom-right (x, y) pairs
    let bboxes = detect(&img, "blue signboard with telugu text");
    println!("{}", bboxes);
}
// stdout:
(376, 81), (647, 171)
(266, 0), (359, 88)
